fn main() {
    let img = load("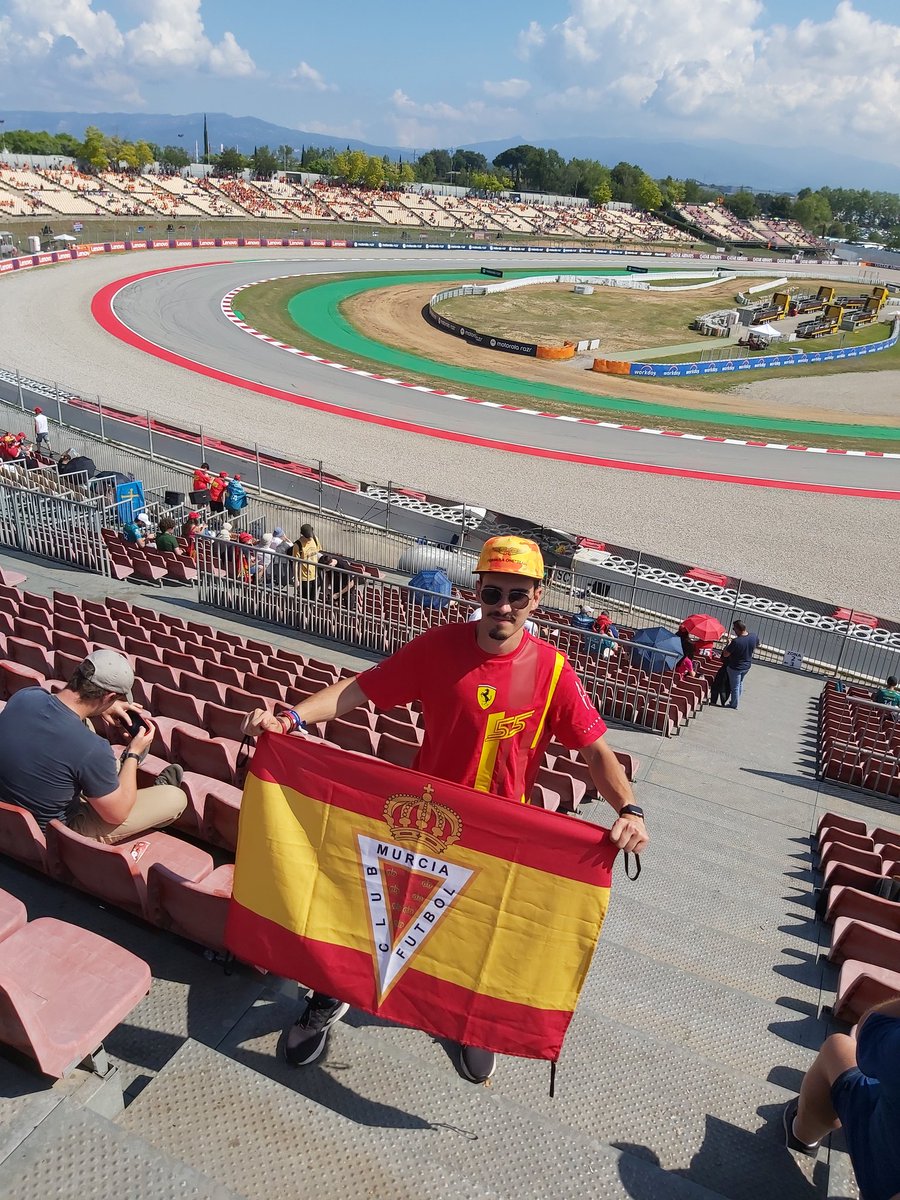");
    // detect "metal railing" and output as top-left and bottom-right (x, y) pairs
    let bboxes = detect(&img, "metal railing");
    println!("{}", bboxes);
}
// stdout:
(195, 543), (682, 734)
(0, 477), (109, 576)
